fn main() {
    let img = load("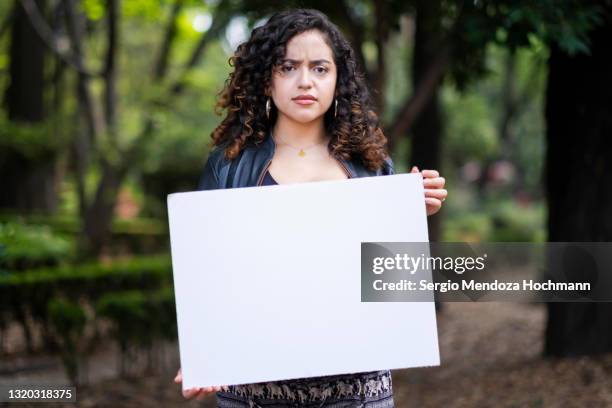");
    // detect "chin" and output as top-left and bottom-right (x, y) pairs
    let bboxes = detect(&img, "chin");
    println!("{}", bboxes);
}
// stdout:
(286, 111), (324, 124)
